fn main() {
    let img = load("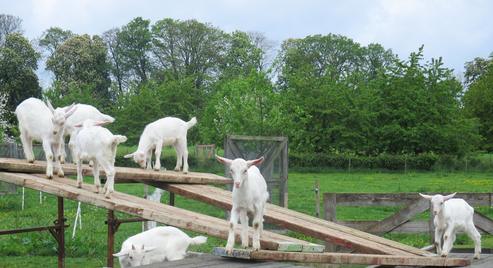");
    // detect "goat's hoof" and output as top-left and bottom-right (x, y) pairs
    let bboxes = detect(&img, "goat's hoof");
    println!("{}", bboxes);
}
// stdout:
(474, 254), (480, 260)
(153, 167), (160, 171)
(105, 193), (111, 199)
(225, 248), (233, 255)
(27, 159), (35, 163)
(77, 183), (82, 188)
(57, 171), (64, 177)
(441, 253), (448, 258)
(47, 175), (53, 180)
(95, 187), (100, 194)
